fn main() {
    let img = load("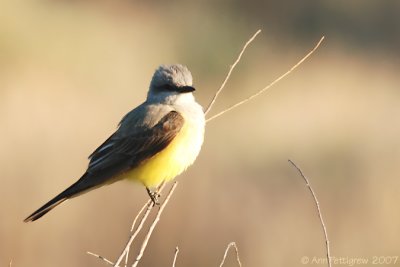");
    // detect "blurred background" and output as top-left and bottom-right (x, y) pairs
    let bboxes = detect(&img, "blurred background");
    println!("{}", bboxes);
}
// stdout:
(1, 0), (400, 266)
